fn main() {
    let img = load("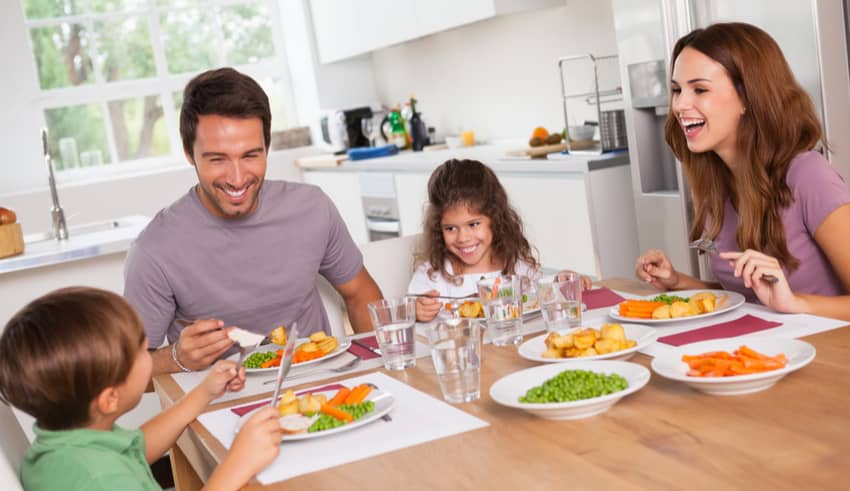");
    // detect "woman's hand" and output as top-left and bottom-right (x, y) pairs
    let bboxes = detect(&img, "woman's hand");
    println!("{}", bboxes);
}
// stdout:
(200, 360), (245, 401)
(719, 250), (808, 313)
(635, 249), (679, 290)
(415, 290), (442, 322)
